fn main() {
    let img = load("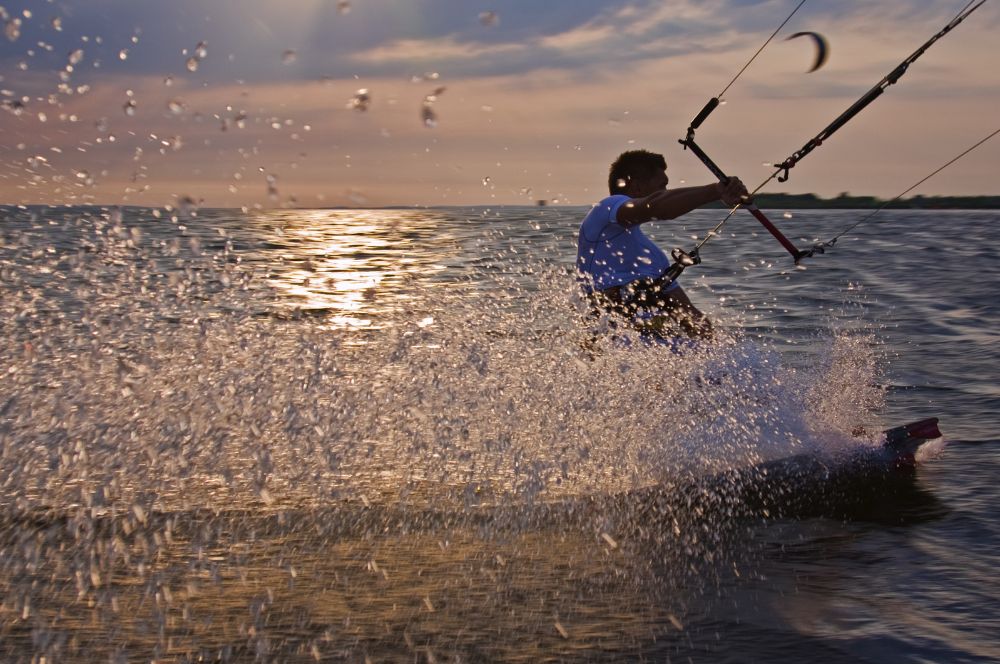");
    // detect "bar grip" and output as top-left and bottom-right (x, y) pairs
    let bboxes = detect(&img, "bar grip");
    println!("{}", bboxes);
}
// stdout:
(689, 97), (720, 130)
